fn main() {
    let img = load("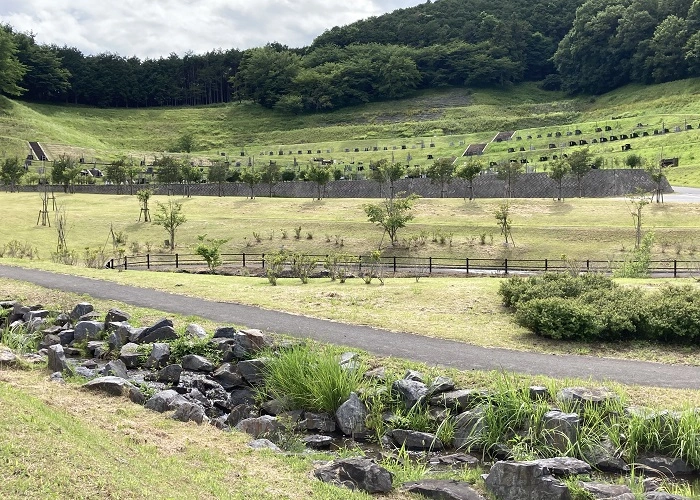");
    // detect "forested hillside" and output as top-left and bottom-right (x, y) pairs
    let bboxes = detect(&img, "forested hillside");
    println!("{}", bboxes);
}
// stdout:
(2, 0), (700, 111)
